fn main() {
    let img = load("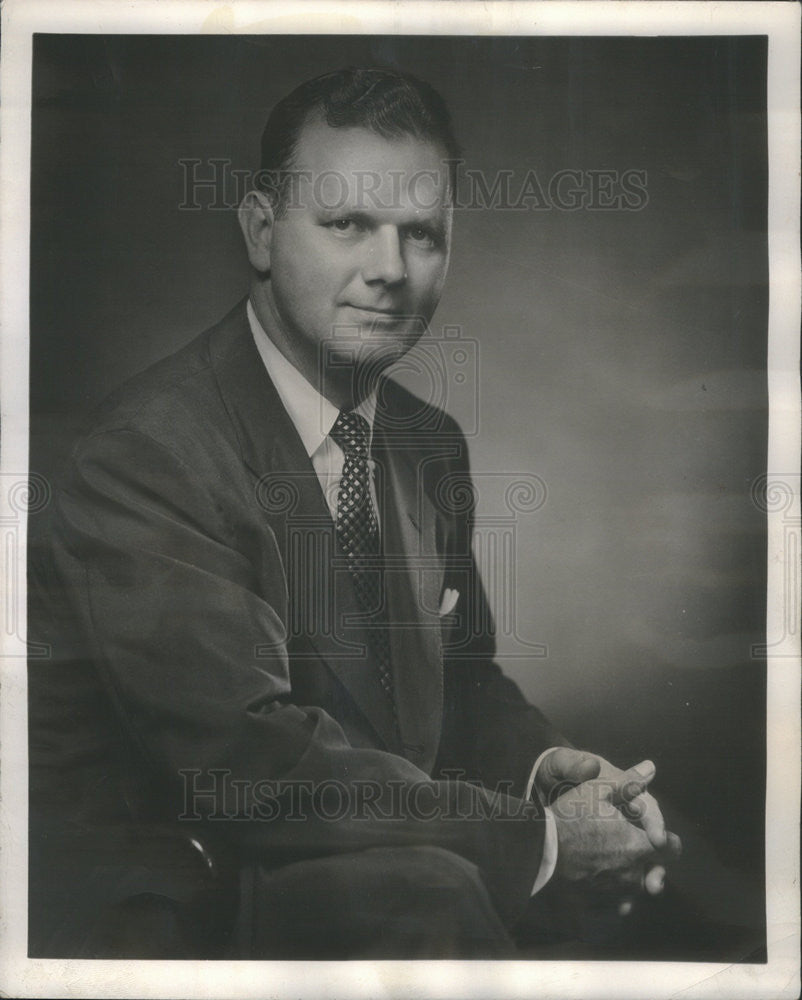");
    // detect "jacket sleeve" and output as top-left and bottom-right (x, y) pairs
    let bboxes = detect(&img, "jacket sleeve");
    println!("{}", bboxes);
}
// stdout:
(46, 425), (546, 928)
